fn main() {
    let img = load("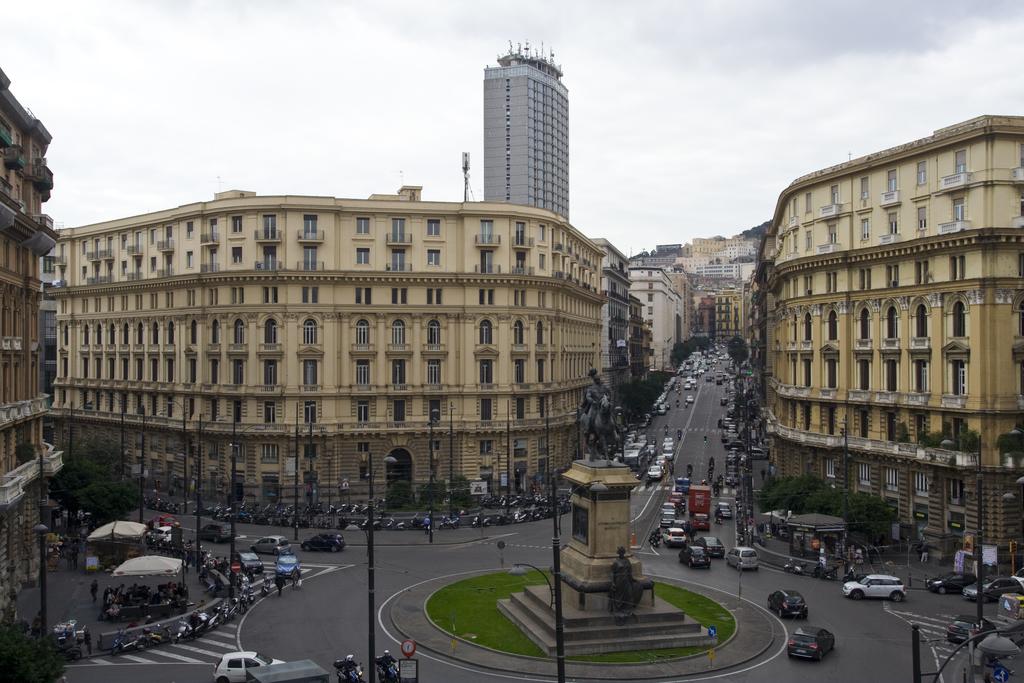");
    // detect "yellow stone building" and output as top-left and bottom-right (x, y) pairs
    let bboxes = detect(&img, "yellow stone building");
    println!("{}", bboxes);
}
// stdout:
(0, 67), (62, 619)
(52, 187), (602, 503)
(757, 116), (1024, 555)
(714, 286), (744, 340)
